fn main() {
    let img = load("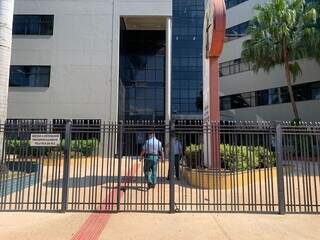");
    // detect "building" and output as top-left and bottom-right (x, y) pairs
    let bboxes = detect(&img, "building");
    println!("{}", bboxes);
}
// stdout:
(7, 0), (204, 123)
(6, 0), (320, 123)
(220, 0), (320, 121)
(8, 0), (173, 123)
